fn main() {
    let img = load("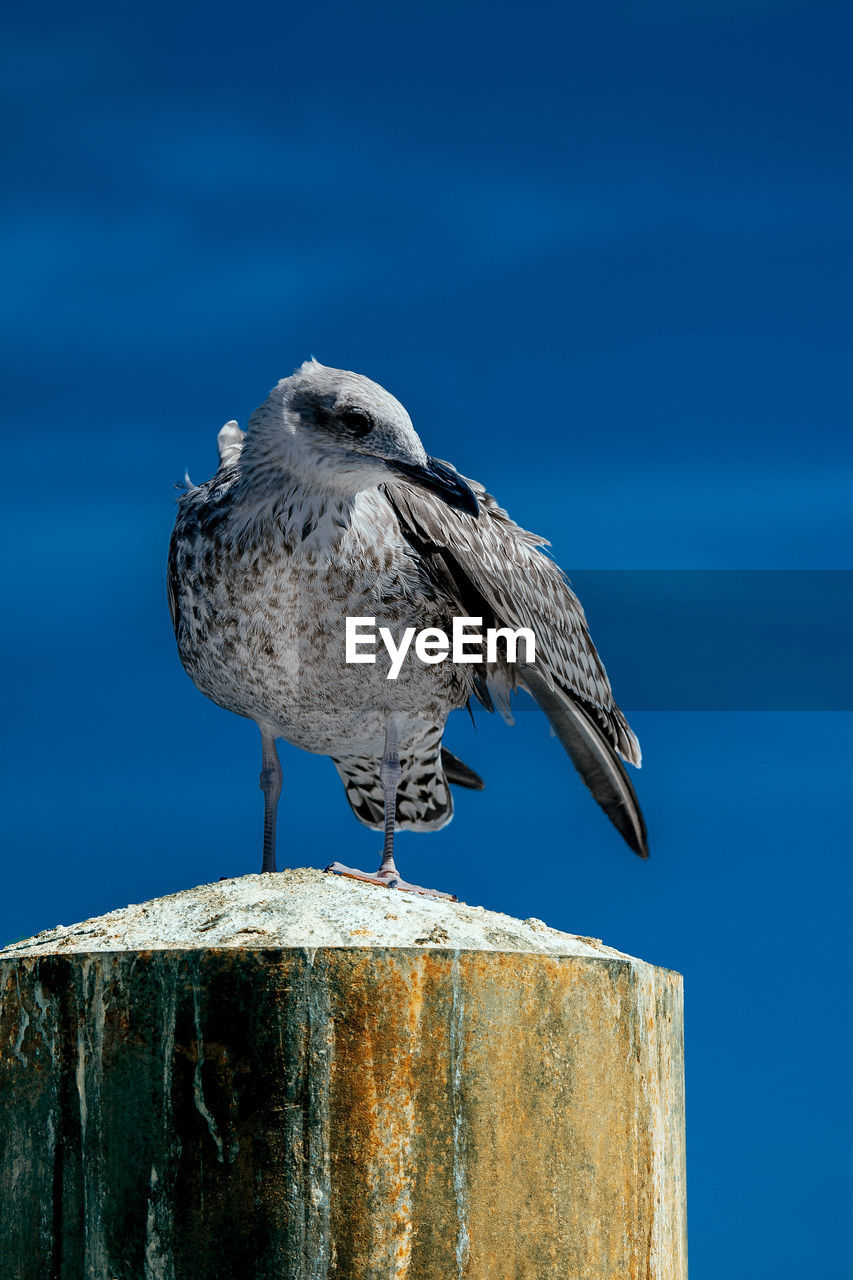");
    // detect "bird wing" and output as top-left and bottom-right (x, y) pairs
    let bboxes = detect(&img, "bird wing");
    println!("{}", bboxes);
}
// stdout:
(383, 470), (647, 858)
